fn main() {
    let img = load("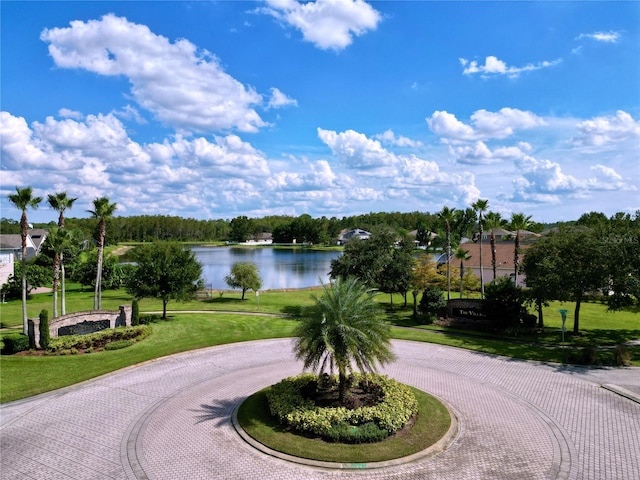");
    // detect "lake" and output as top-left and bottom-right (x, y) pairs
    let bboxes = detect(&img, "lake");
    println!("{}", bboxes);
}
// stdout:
(192, 246), (343, 290)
